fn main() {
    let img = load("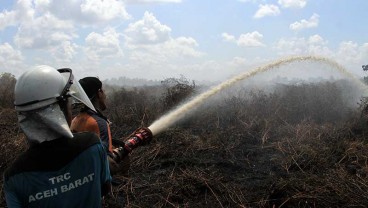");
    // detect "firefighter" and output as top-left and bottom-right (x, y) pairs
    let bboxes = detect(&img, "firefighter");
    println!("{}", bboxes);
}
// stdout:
(70, 77), (153, 176)
(3, 66), (112, 207)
